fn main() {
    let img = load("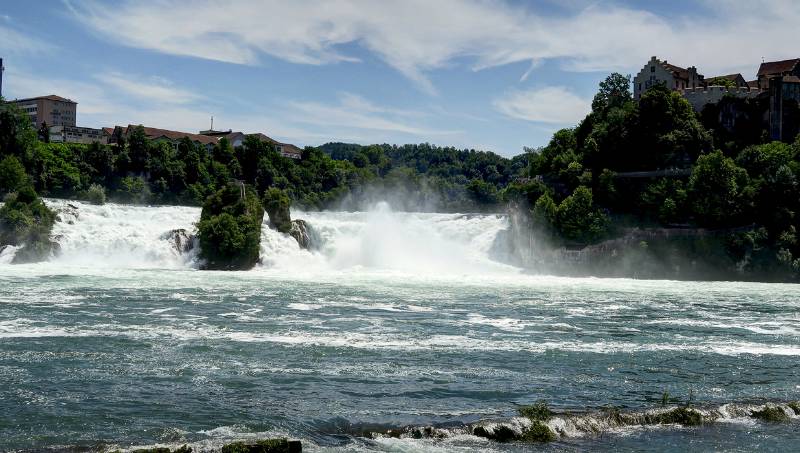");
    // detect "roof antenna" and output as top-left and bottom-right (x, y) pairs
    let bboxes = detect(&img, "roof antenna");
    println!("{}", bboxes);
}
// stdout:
(762, 56), (765, 63)
(210, 116), (214, 131)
